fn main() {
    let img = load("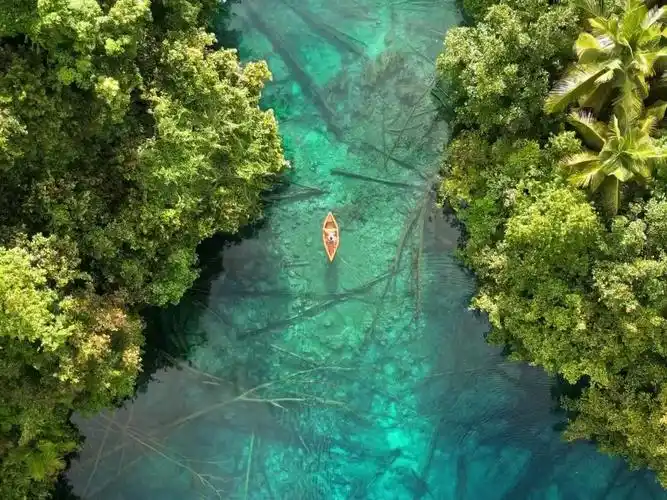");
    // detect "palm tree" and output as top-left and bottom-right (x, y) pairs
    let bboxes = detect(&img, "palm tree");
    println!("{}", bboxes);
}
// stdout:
(545, 0), (667, 125)
(562, 102), (667, 215)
